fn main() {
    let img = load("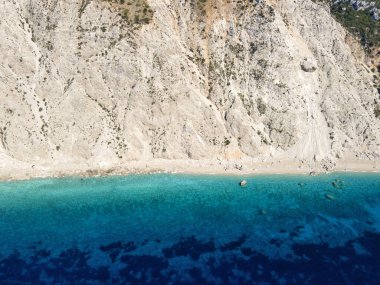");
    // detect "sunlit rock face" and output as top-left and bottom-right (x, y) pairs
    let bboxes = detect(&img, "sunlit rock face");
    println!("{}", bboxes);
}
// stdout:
(0, 0), (379, 170)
